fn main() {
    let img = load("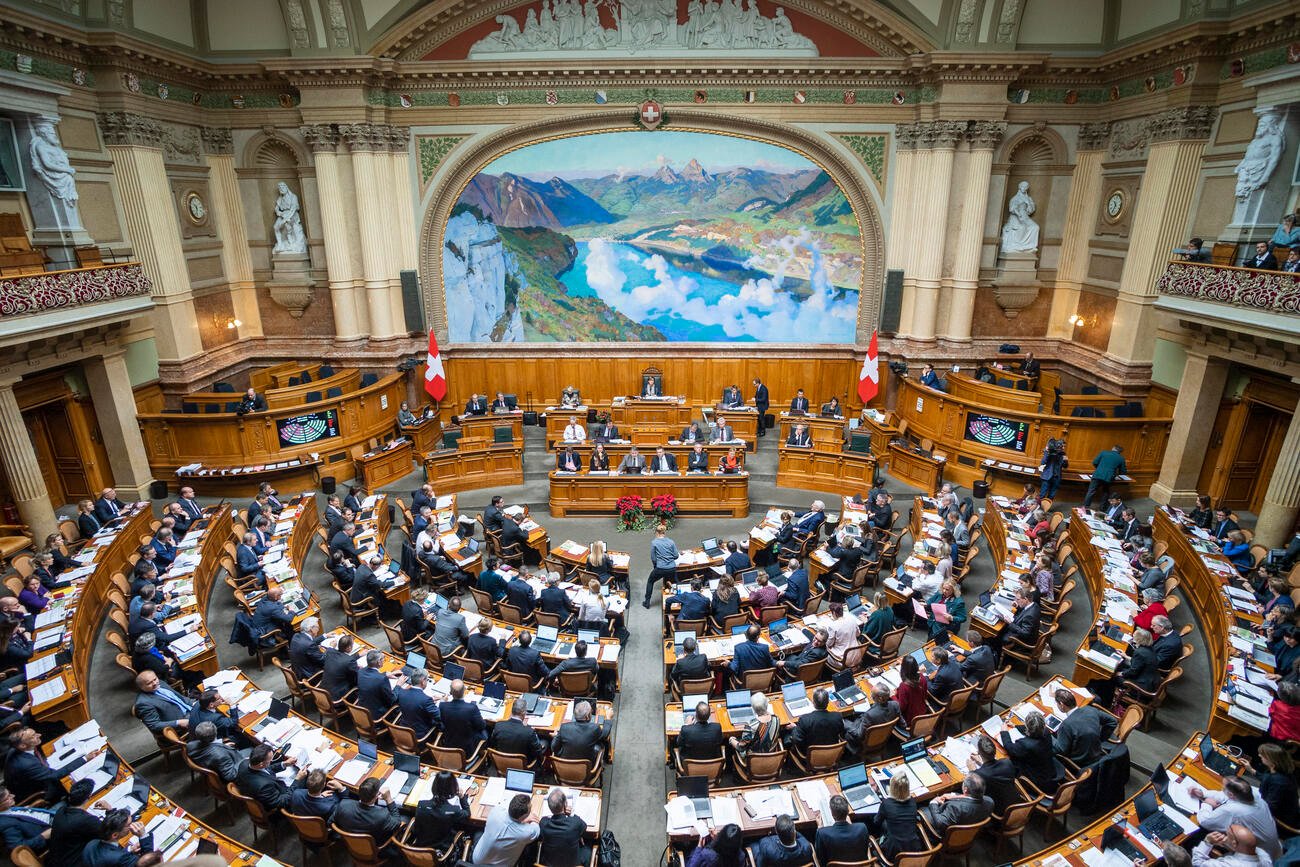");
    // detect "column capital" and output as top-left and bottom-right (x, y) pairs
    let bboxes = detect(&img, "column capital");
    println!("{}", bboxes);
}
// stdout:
(1077, 122), (1112, 152)
(917, 120), (968, 150)
(384, 125), (411, 152)
(339, 122), (387, 152)
(200, 126), (233, 155)
(1147, 106), (1217, 143)
(97, 111), (164, 148)
(895, 122), (921, 151)
(300, 123), (341, 153)
(966, 121), (1007, 149)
